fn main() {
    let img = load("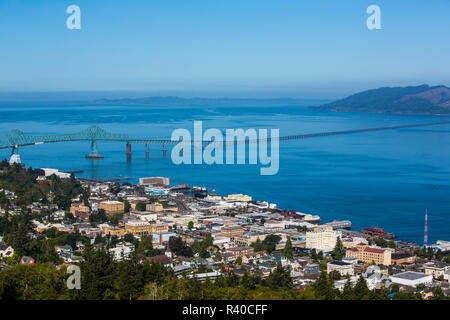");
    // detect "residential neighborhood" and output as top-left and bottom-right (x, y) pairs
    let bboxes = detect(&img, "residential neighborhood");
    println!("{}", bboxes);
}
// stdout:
(0, 162), (449, 300)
